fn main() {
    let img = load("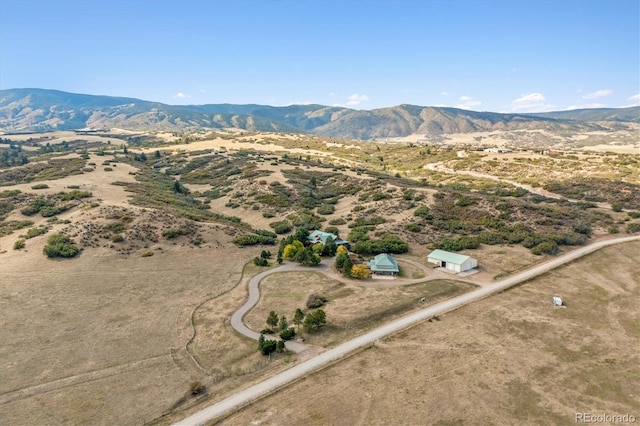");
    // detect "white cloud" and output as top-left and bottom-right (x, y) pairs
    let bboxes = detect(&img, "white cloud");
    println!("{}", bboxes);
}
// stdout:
(174, 92), (189, 99)
(441, 91), (449, 96)
(455, 96), (481, 110)
(582, 89), (613, 99)
(346, 93), (369, 106)
(511, 93), (555, 112)
(433, 104), (446, 107)
(576, 88), (583, 93)
(623, 93), (640, 107)
(565, 103), (606, 110)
